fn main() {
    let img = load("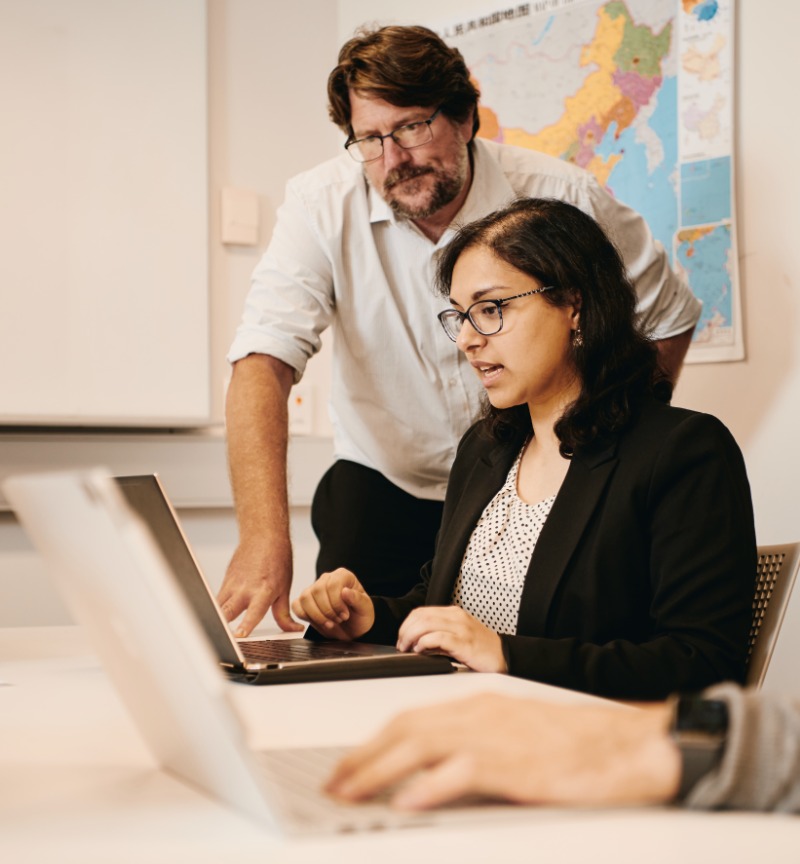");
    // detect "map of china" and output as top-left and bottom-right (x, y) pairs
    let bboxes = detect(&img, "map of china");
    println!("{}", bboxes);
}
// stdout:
(476, 1), (672, 189)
